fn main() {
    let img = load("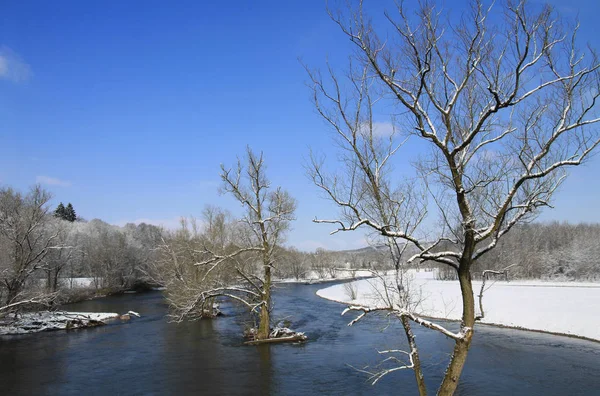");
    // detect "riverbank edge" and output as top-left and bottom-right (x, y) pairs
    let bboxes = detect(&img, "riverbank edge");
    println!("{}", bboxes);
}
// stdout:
(0, 283), (156, 336)
(315, 285), (600, 344)
(0, 311), (122, 336)
(51, 279), (163, 306)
